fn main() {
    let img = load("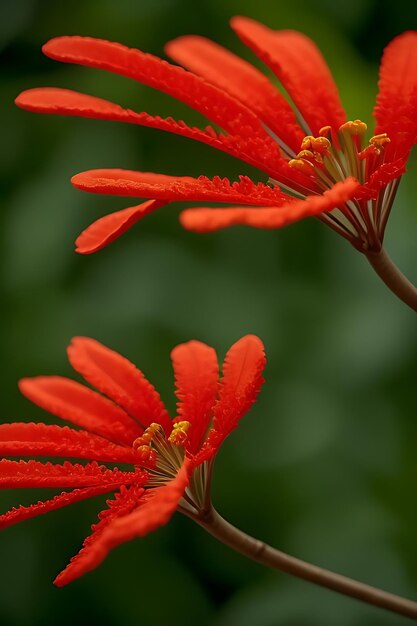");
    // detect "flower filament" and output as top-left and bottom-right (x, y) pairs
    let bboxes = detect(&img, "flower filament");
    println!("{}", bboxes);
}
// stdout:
(270, 119), (398, 252)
